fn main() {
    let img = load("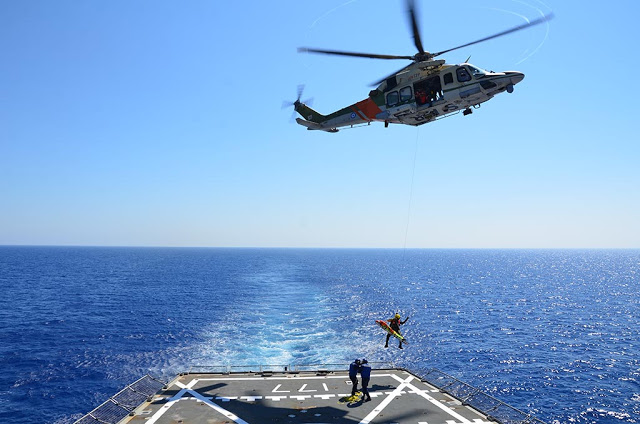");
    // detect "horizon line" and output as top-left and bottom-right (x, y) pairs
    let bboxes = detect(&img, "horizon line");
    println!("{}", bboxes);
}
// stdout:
(1, 244), (638, 250)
